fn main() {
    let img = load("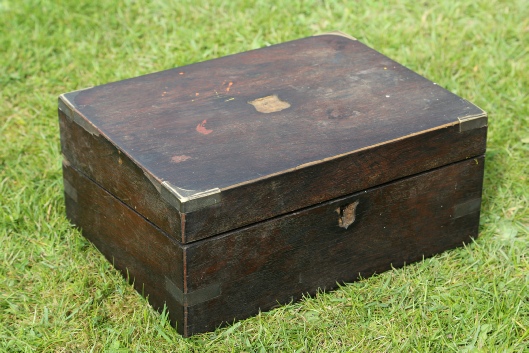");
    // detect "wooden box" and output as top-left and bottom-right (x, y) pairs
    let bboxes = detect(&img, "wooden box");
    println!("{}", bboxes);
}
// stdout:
(58, 32), (487, 336)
